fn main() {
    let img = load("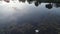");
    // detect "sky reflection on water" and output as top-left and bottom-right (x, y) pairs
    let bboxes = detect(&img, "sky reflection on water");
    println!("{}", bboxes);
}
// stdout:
(0, 1), (60, 25)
